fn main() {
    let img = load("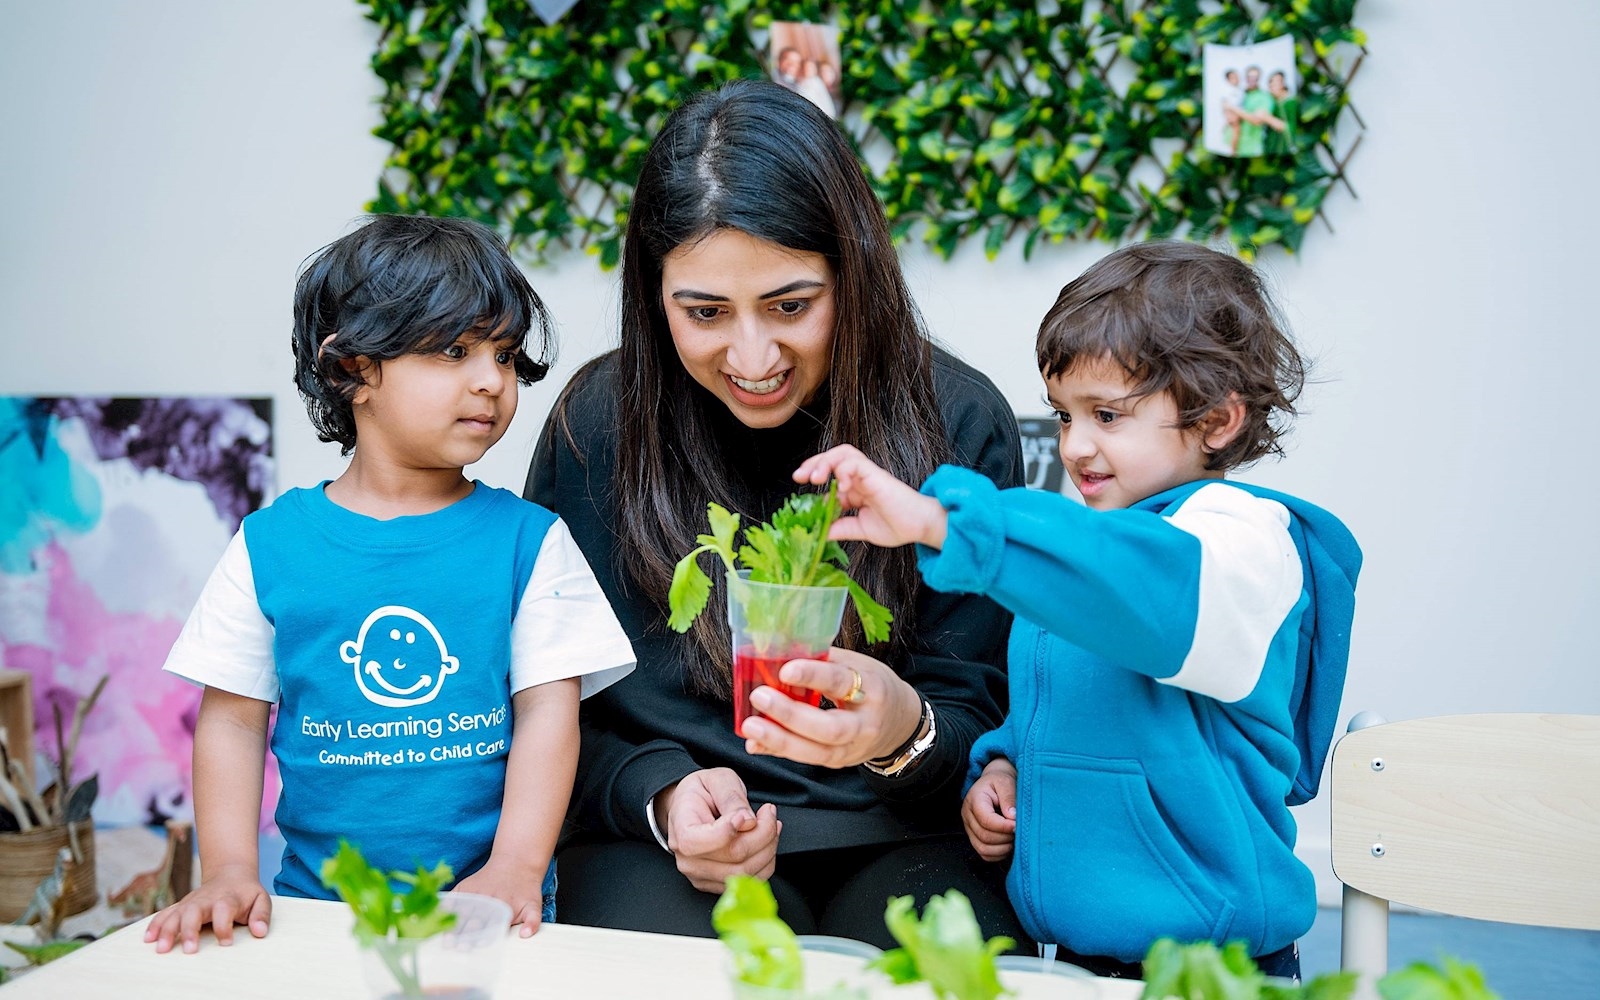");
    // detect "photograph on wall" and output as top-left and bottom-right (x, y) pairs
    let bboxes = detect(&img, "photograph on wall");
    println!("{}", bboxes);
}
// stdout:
(0, 396), (278, 831)
(1202, 35), (1299, 158)
(769, 21), (844, 119)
